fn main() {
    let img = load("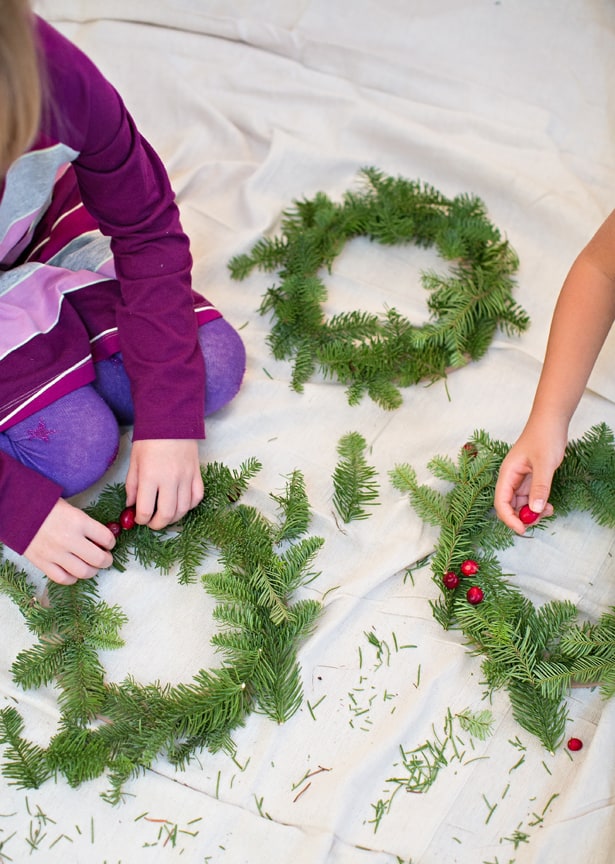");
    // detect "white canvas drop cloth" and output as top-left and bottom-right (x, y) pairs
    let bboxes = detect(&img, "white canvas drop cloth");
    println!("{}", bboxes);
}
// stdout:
(2, 2), (615, 861)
